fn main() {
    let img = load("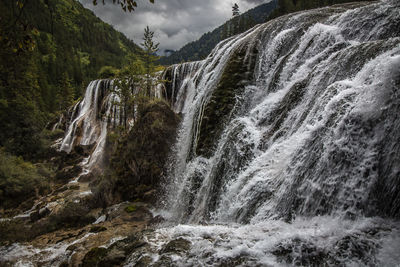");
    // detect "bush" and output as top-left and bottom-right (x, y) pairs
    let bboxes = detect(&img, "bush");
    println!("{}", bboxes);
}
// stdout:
(0, 148), (52, 209)
(98, 66), (119, 79)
